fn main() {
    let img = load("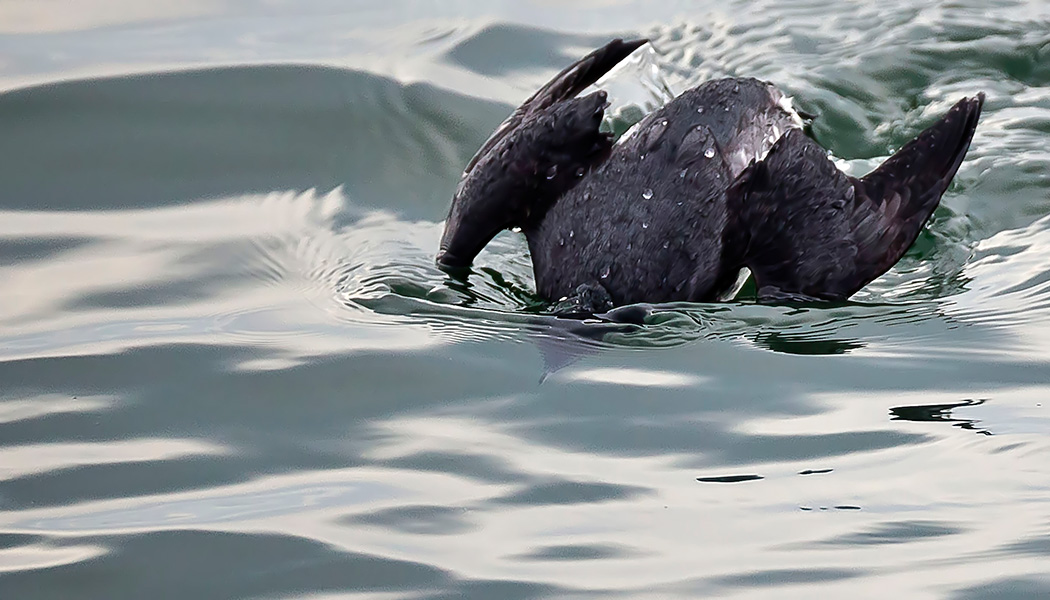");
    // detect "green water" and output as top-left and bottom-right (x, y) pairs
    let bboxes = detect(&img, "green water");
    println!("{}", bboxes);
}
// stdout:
(2, 1), (1050, 598)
